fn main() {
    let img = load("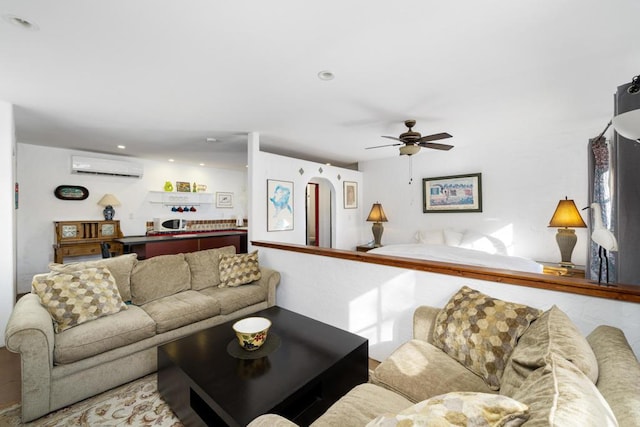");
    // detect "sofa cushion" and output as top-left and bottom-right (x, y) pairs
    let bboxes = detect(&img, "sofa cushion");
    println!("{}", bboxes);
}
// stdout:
(199, 284), (267, 315)
(130, 253), (191, 305)
(219, 251), (261, 288)
(32, 267), (127, 333)
(53, 305), (156, 364)
(367, 392), (529, 427)
(500, 305), (598, 396)
(433, 286), (542, 390)
(49, 253), (137, 302)
(310, 383), (413, 427)
(185, 246), (236, 290)
(141, 290), (221, 334)
(371, 339), (495, 403)
(510, 353), (618, 427)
